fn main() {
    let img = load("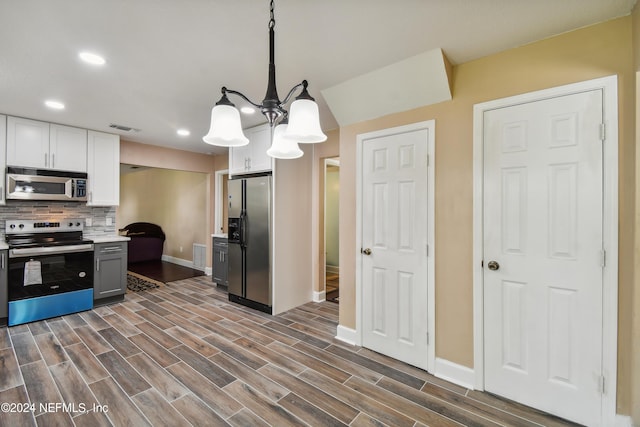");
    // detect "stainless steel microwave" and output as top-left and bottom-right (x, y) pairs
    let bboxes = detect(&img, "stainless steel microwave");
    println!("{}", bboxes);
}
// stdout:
(6, 167), (88, 201)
